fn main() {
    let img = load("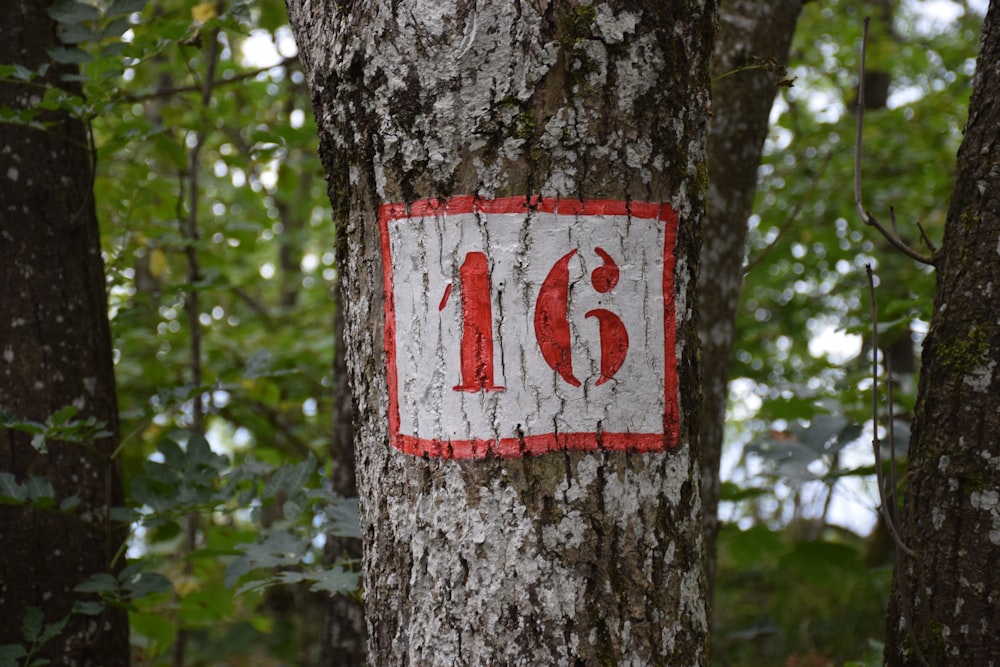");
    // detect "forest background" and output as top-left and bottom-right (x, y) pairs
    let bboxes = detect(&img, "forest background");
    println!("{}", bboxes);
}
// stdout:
(0, 0), (988, 665)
